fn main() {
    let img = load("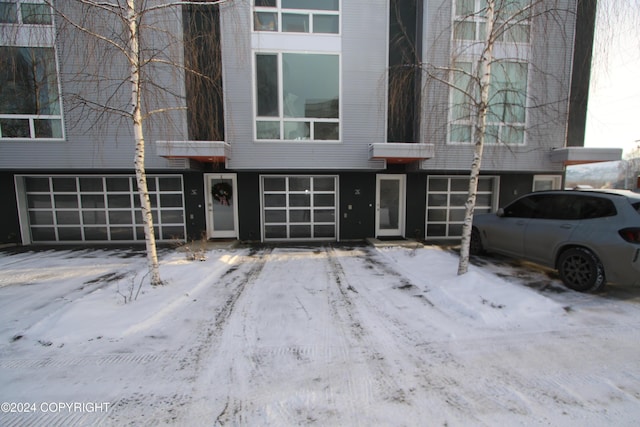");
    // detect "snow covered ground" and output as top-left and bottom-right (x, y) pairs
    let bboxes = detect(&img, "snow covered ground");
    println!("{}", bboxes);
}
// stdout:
(1, 242), (640, 426)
